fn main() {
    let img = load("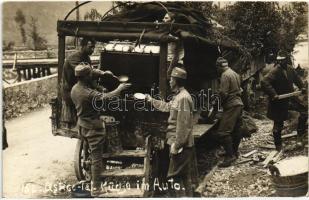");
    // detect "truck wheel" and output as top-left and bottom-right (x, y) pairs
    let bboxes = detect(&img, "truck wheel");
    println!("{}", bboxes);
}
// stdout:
(74, 139), (91, 181)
